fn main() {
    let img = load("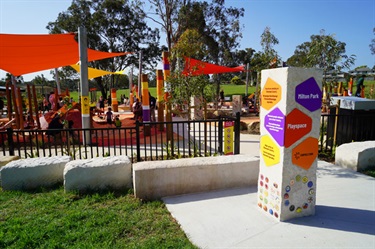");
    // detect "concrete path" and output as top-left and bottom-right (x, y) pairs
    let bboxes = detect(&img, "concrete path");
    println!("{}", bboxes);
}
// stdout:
(163, 133), (375, 249)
